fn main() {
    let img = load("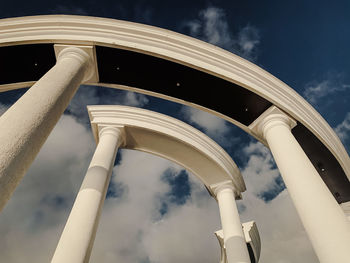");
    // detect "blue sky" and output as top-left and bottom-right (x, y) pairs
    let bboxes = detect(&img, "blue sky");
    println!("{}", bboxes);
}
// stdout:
(0, 1), (350, 262)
